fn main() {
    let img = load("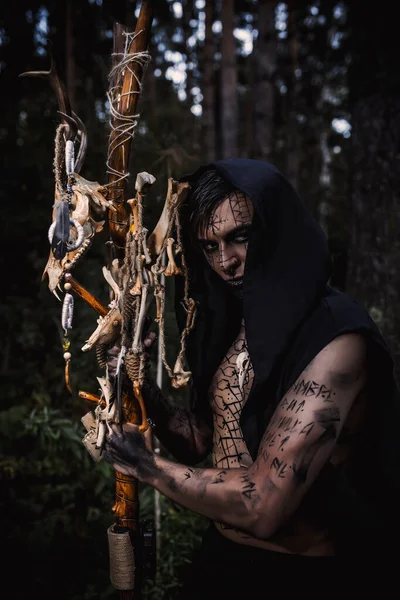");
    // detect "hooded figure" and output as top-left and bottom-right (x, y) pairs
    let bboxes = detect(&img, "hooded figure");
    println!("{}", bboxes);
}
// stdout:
(175, 159), (400, 556)
(105, 159), (400, 597)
